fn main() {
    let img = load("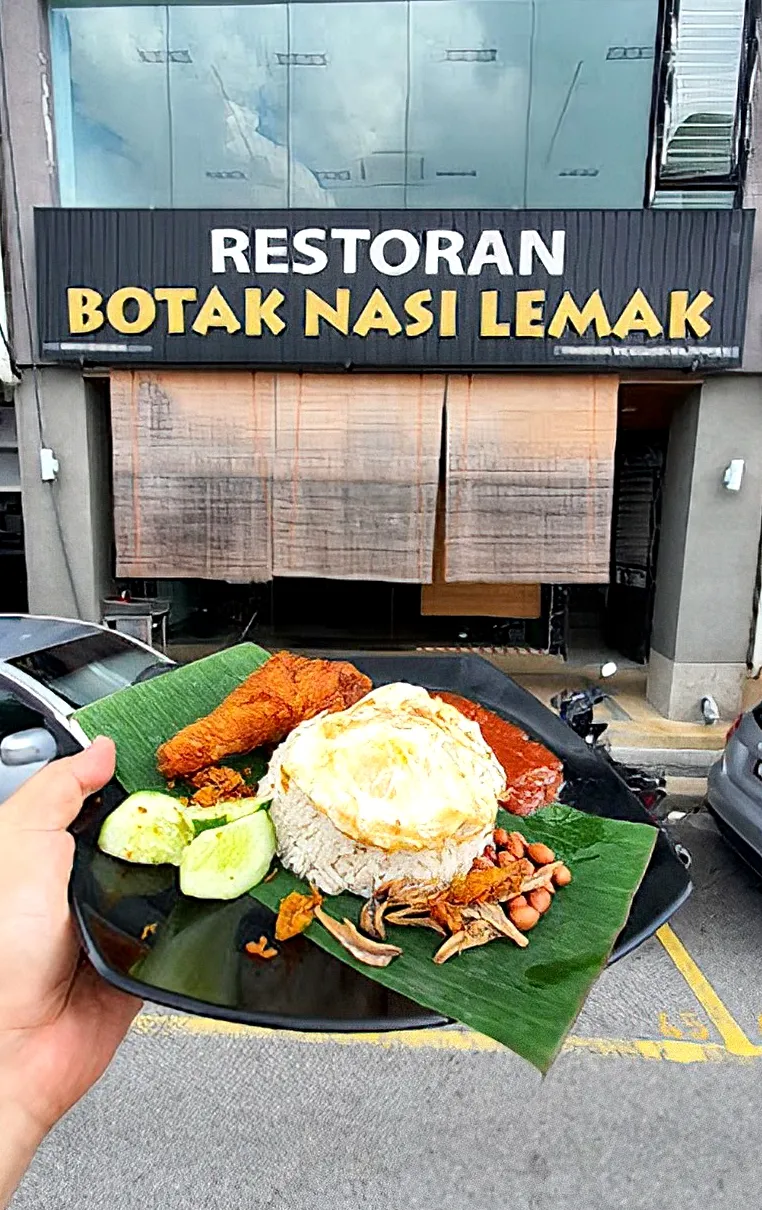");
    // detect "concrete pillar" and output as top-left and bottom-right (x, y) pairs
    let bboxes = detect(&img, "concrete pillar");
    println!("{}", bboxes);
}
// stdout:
(16, 367), (113, 622)
(0, 0), (56, 366)
(647, 376), (762, 720)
